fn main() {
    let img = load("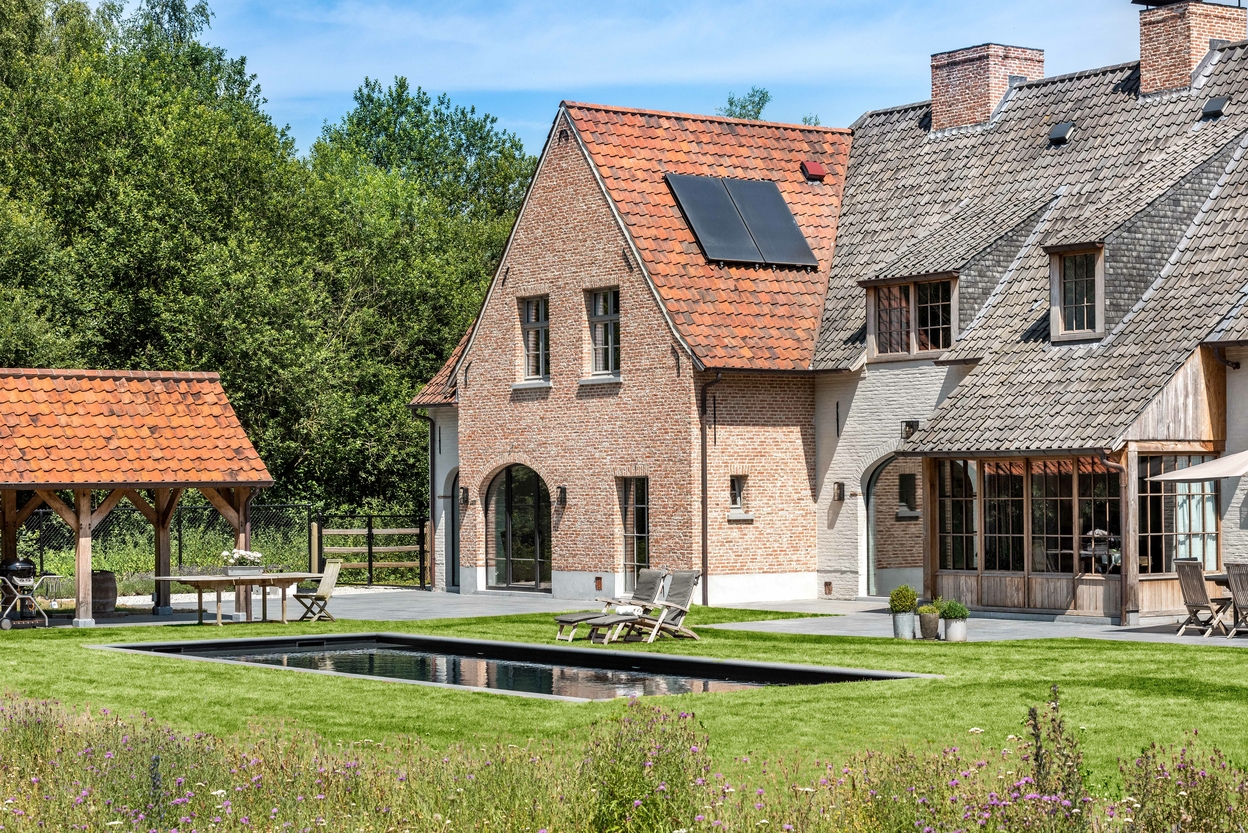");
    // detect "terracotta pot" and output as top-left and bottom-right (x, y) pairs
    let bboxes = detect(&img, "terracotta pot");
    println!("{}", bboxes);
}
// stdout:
(919, 611), (940, 640)
(892, 611), (915, 639)
(945, 618), (968, 642)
